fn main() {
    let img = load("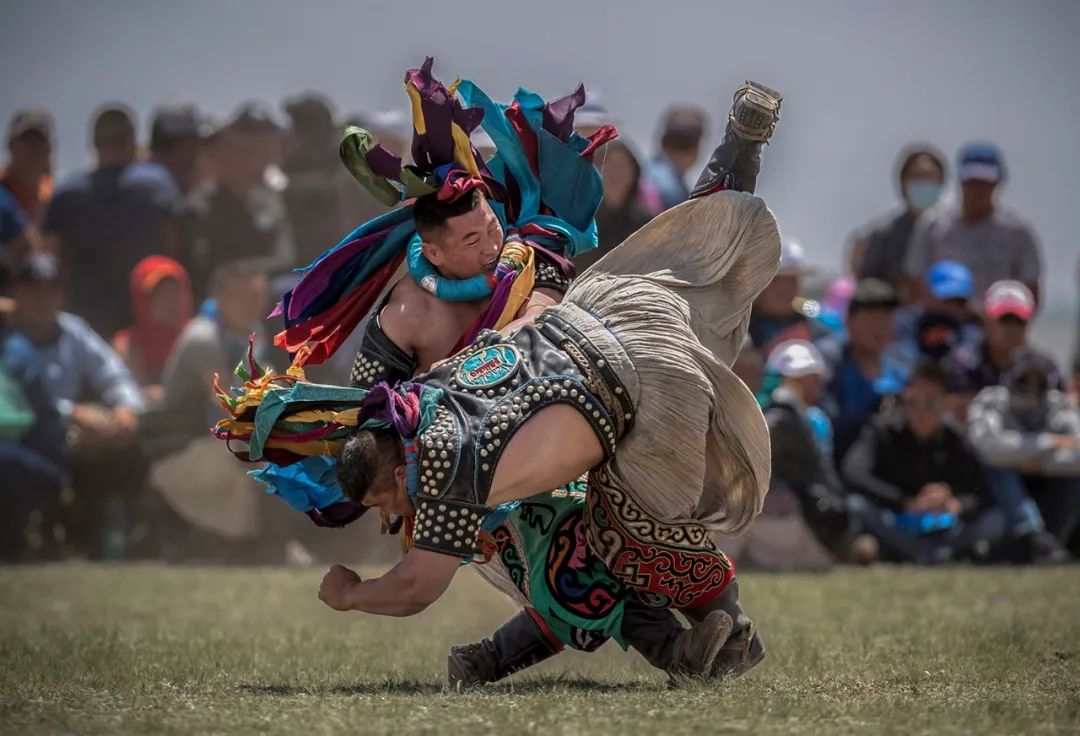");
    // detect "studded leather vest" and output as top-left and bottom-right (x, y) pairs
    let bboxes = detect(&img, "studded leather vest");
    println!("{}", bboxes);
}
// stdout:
(409, 310), (635, 557)
(349, 295), (418, 389)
